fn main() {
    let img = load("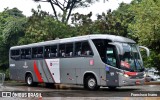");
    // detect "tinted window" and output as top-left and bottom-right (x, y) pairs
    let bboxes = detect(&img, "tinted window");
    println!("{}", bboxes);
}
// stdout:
(21, 48), (31, 59)
(81, 42), (93, 56)
(11, 49), (20, 60)
(51, 45), (58, 57)
(93, 39), (117, 67)
(92, 39), (107, 62)
(75, 42), (82, 56)
(59, 44), (65, 57)
(65, 43), (73, 57)
(32, 47), (43, 58)
(59, 43), (74, 57)
(75, 41), (93, 56)
(44, 45), (58, 58)
(44, 46), (50, 58)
